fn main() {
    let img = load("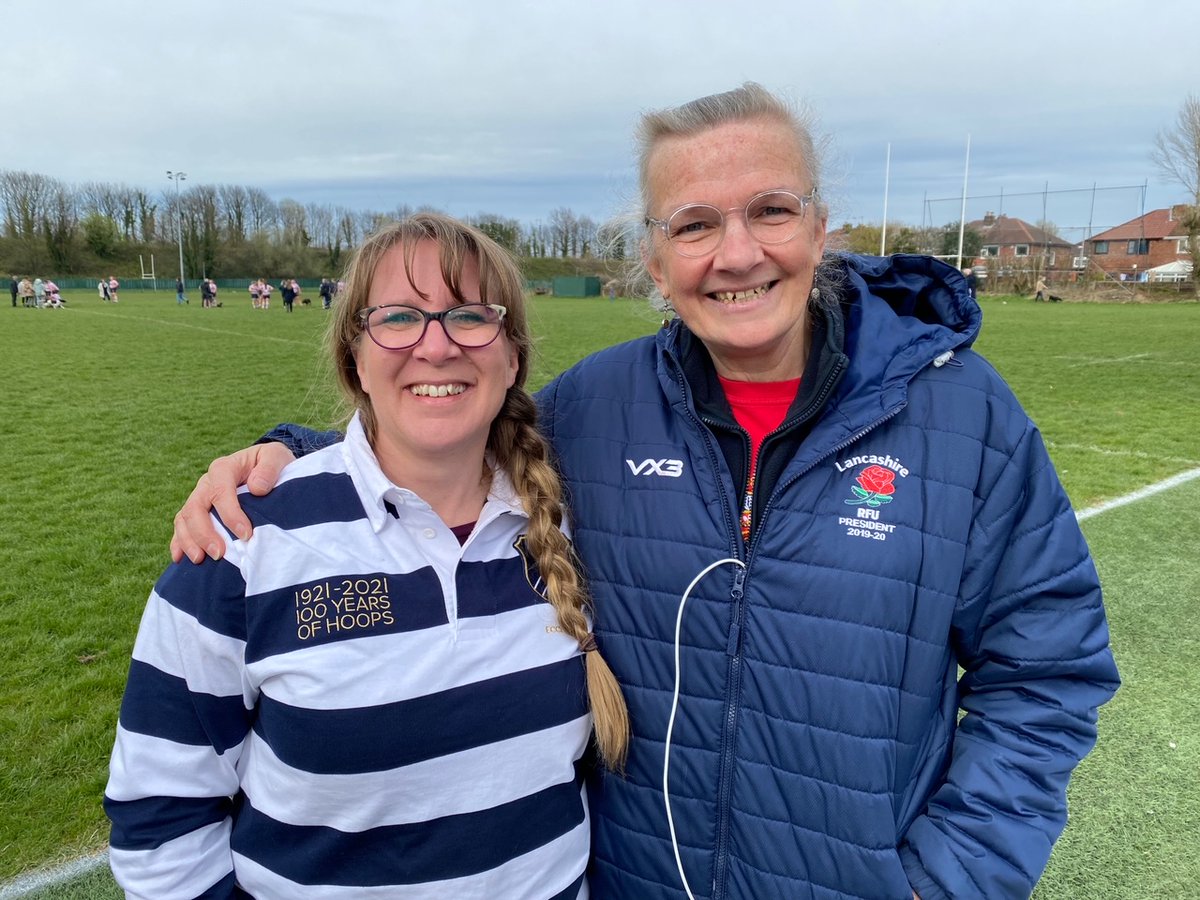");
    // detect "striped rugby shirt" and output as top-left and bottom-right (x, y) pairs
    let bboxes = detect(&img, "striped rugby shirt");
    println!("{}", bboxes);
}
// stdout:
(105, 413), (593, 899)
